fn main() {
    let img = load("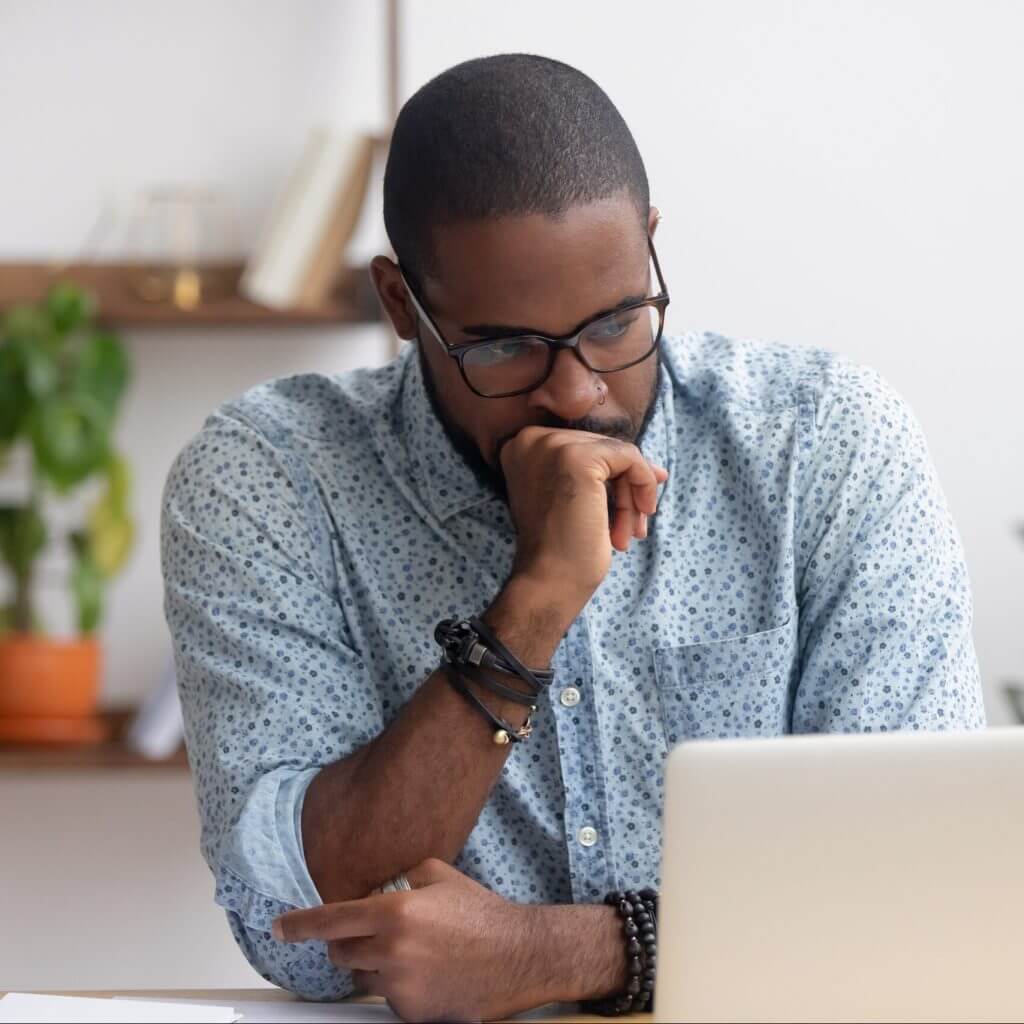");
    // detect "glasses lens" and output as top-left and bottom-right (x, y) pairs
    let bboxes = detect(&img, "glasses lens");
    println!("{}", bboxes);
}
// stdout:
(461, 337), (551, 396)
(580, 303), (662, 372)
